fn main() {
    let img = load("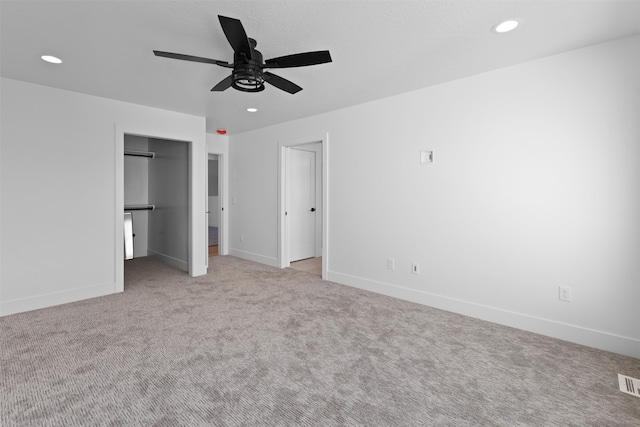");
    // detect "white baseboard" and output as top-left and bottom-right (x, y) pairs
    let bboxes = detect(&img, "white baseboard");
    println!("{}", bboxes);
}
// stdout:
(0, 281), (116, 317)
(229, 249), (279, 268)
(326, 270), (640, 359)
(147, 250), (188, 272)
